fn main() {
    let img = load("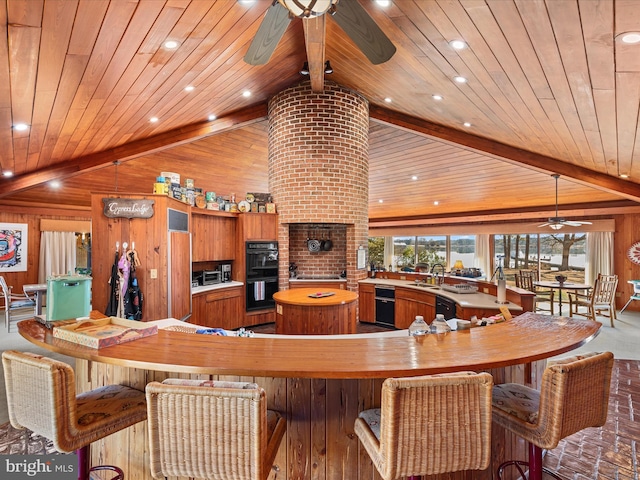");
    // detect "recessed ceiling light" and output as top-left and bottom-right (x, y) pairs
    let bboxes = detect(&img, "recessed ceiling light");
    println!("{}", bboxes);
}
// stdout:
(238, 0), (255, 5)
(433, 200), (439, 206)
(164, 40), (179, 49)
(463, 122), (472, 127)
(49, 180), (61, 189)
(619, 32), (640, 44)
(411, 175), (418, 181)
(208, 114), (217, 121)
(620, 173), (629, 178)
(242, 90), (251, 98)
(450, 40), (467, 50)
(375, 0), (391, 7)
(184, 85), (194, 92)
(13, 123), (29, 131)
(384, 97), (392, 103)
(454, 76), (467, 83)
(150, 117), (159, 123)
(378, 199), (384, 203)
(2, 171), (13, 177)
(432, 94), (443, 101)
